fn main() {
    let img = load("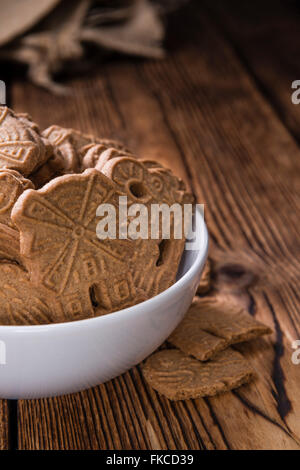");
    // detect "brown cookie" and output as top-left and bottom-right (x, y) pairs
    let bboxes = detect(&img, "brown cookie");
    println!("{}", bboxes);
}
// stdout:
(168, 298), (271, 361)
(0, 262), (55, 325)
(169, 325), (227, 362)
(141, 160), (178, 180)
(29, 149), (66, 189)
(81, 138), (130, 155)
(102, 156), (190, 205)
(11, 168), (150, 320)
(142, 160), (167, 171)
(0, 223), (23, 265)
(42, 125), (129, 174)
(143, 348), (254, 400)
(142, 160), (190, 195)
(15, 113), (53, 164)
(82, 145), (131, 172)
(0, 169), (34, 227)
(0, 107), (51, 176)
(130, 238), (182, 299)
(196, 259), (212, 295)
(42, 125), (81, 174)
(102, 156), (193, 297)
